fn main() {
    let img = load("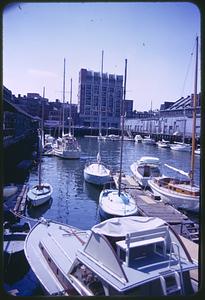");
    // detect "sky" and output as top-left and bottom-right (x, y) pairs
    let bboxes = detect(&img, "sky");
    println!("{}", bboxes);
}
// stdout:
(3, 2), (201, 111)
